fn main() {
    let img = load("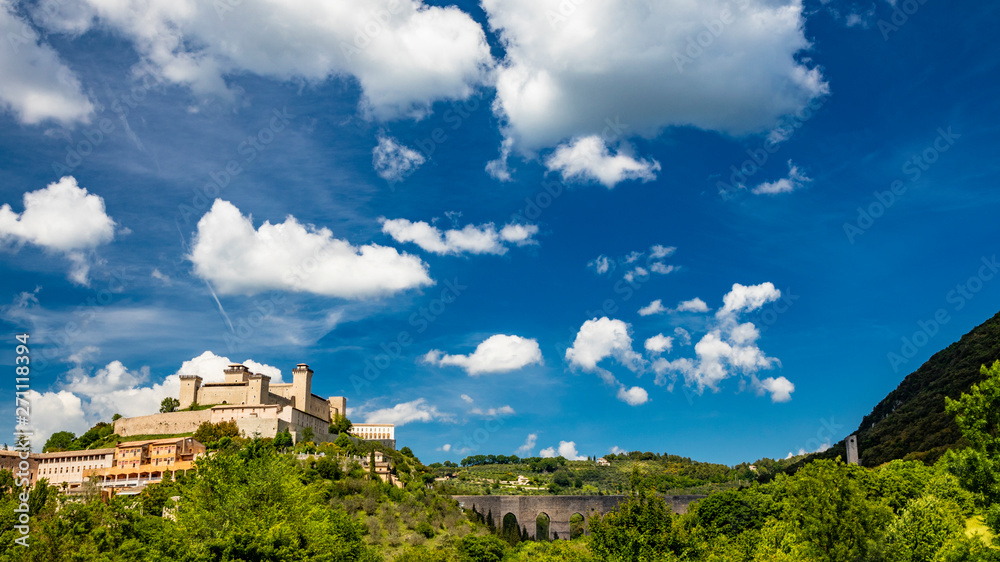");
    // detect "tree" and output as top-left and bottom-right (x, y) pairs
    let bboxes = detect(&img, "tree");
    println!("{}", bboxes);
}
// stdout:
(159, 397), (180, 413)
(193, 420), (240, 447)
(273, 429), (293, 450)
(301, 427), (314, 443)
(458, 534), (507, 562)
(329, 413), (353, 434)
(43, 431), (75, 452)
(945, 361), (1000, 508)
(782, 459), (891, 561)
(588, 486), (687, 560)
